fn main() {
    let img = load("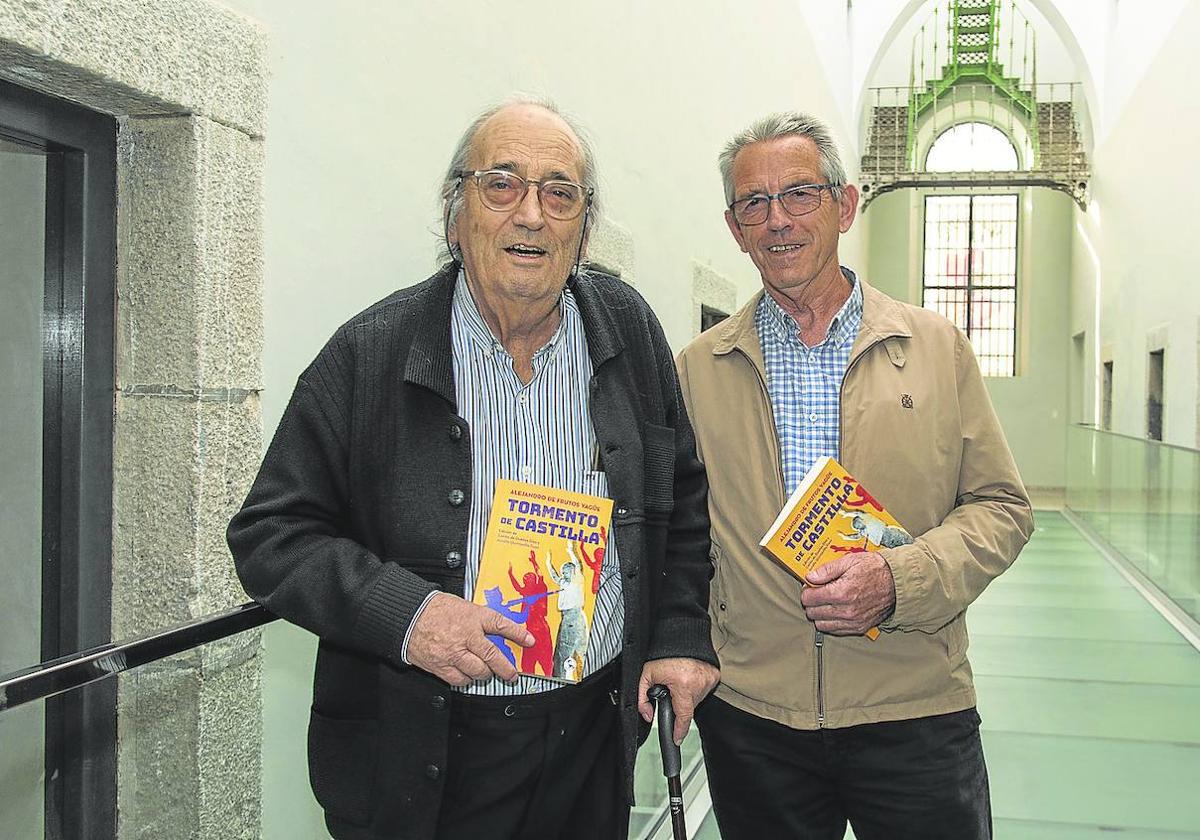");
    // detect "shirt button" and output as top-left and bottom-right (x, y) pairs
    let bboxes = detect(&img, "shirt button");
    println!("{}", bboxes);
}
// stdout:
(521, 465), (532, 478)
(445, 551), (462, 569)
(448, 424), (462, 441)
(448, 489), (465, 506)
(425, 764), (441, 780)
(518, 393), (528, 404)
(431, 695), (447, 710)
(809, 413), (818, 422)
